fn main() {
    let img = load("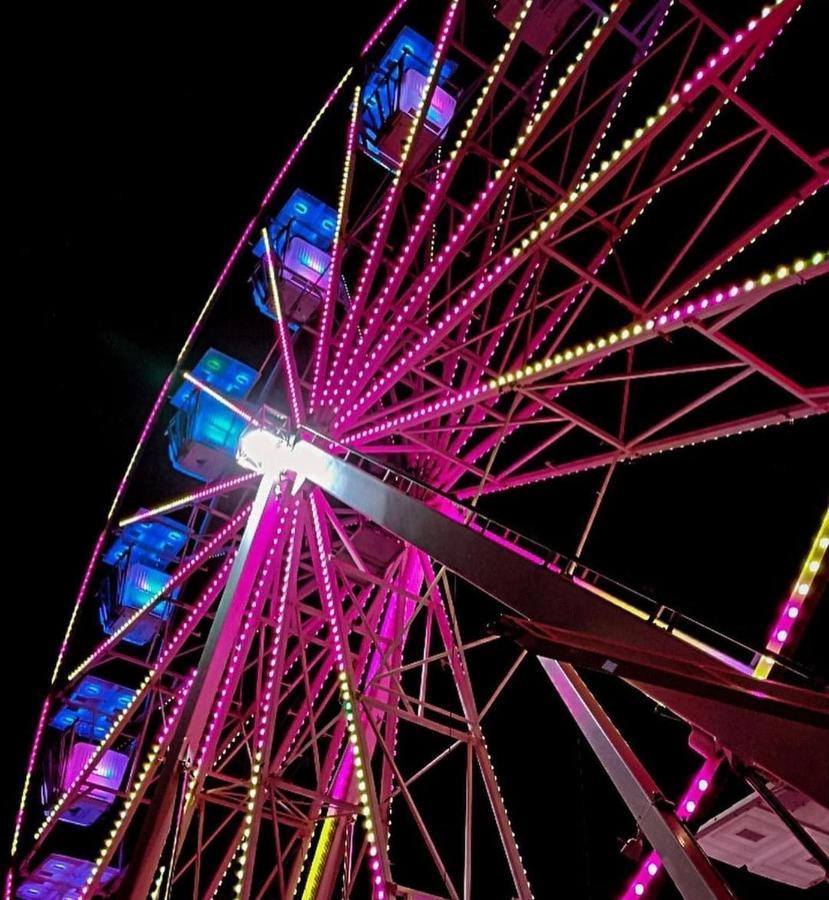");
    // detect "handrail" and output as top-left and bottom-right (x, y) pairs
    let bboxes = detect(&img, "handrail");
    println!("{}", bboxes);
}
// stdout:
(298, 424), (820, 688)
